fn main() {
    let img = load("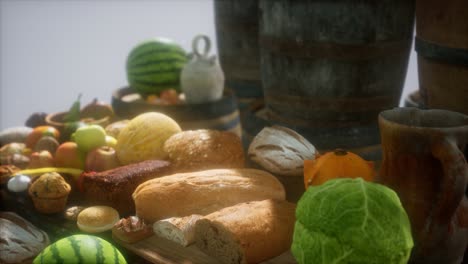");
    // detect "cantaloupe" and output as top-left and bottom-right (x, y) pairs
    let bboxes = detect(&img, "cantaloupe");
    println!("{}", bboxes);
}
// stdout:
(115, 112), (182, 165)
